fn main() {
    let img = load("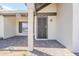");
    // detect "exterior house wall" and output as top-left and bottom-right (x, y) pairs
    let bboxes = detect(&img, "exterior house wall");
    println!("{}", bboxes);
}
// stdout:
(1, 16), (27, 39)
(0, 15), (4, 38)
(35, 3), (57, 40)
(48, 16), (56, 39)
(56, 3), (73, 51)
(4, 16), (16, 39)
